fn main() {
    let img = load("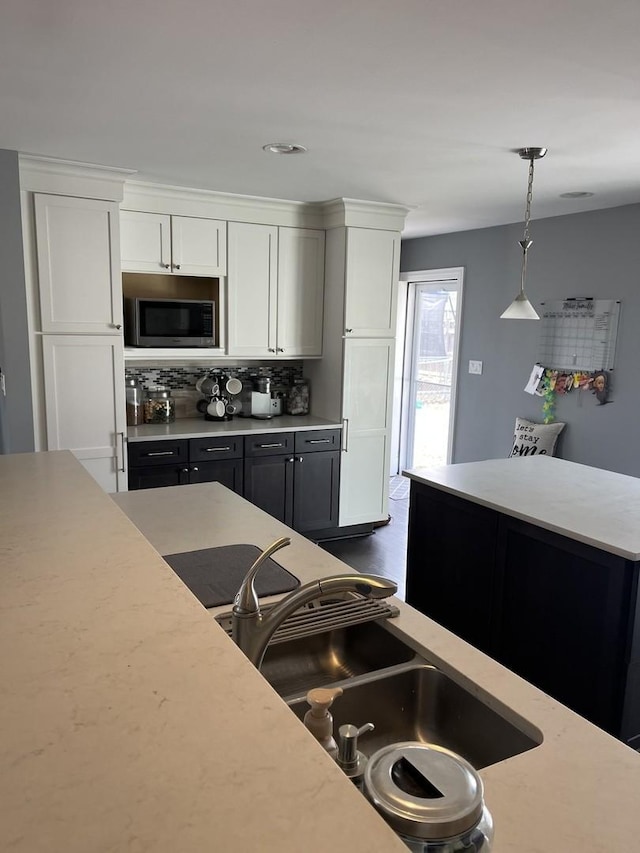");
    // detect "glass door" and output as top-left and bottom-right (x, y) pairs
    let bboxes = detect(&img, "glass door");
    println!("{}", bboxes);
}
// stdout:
(401, 272), (463, 468)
